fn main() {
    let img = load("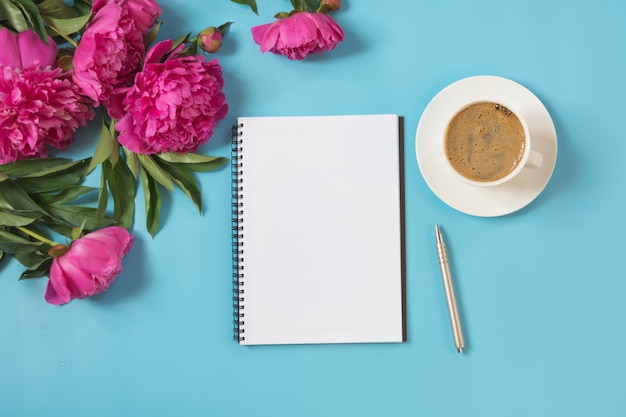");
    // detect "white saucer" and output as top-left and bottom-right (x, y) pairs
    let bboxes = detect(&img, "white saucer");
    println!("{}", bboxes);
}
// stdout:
(415, 75), (558, 217)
